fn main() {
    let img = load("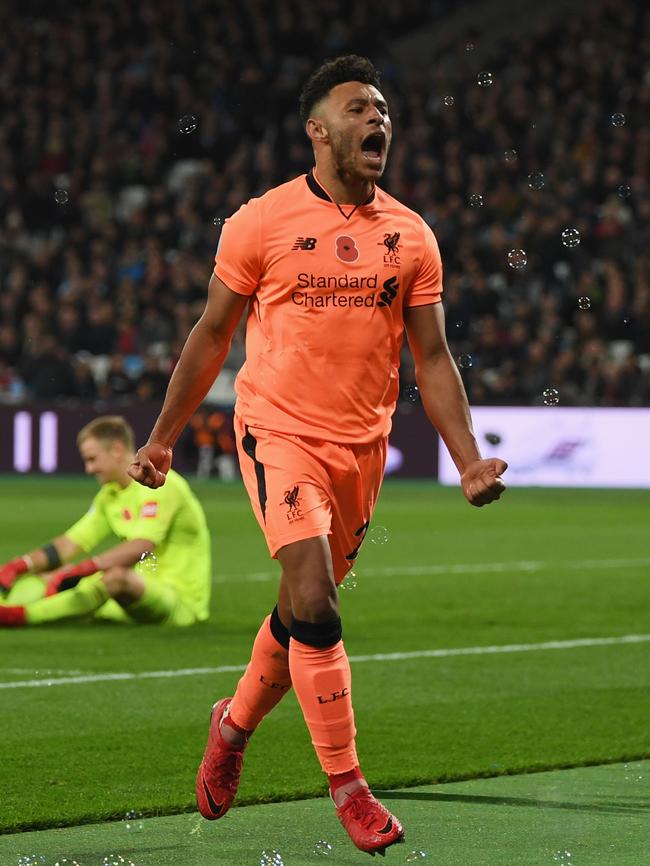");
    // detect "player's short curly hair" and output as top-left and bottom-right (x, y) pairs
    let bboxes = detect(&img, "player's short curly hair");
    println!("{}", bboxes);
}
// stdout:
(299, 55), (381, 125)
